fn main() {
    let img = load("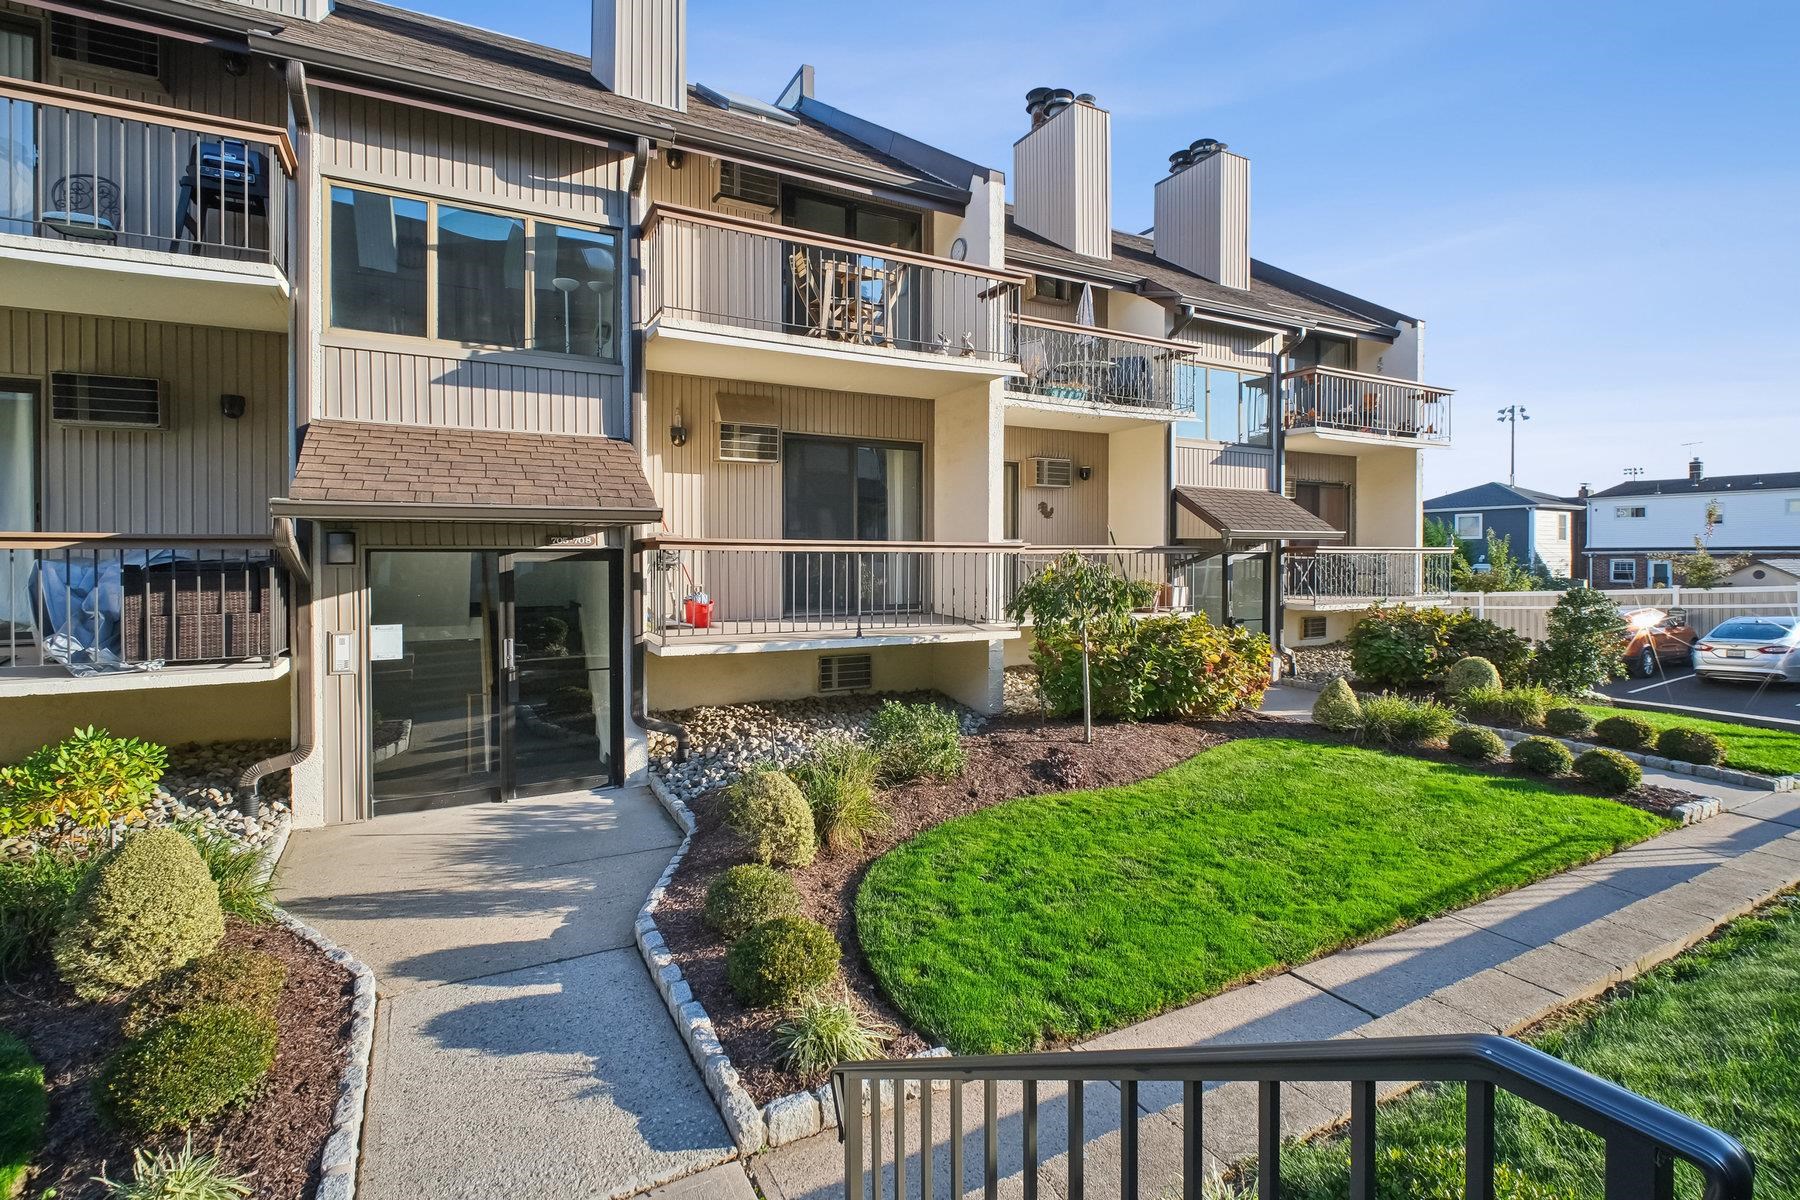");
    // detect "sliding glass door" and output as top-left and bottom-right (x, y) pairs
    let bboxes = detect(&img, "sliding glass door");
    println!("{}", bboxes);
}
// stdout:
(782, 435), (923, 619)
